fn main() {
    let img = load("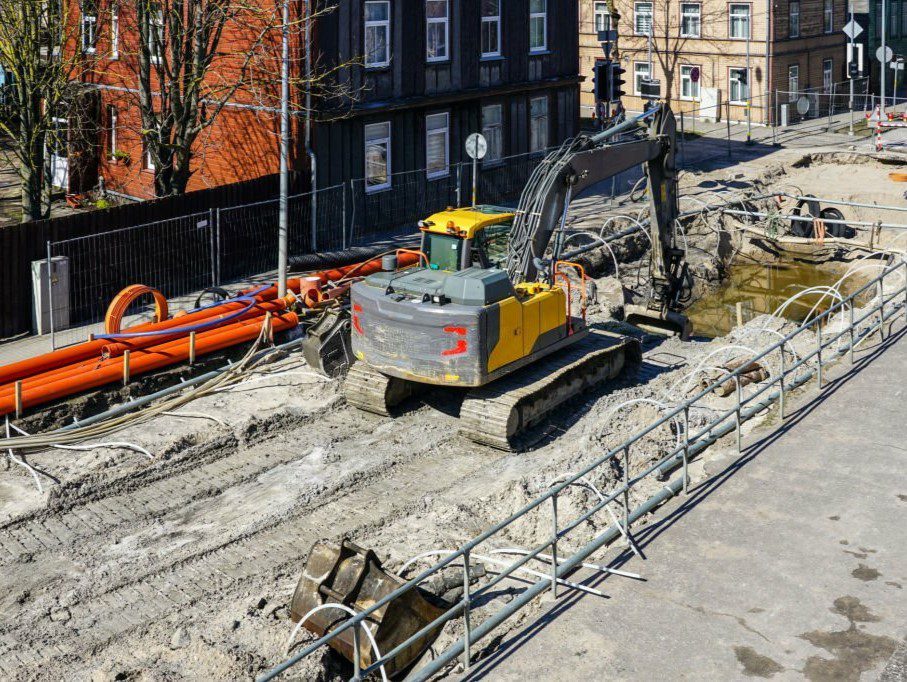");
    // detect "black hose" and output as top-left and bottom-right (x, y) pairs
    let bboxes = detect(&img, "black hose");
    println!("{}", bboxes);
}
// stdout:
(288, 243), (416, 274)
